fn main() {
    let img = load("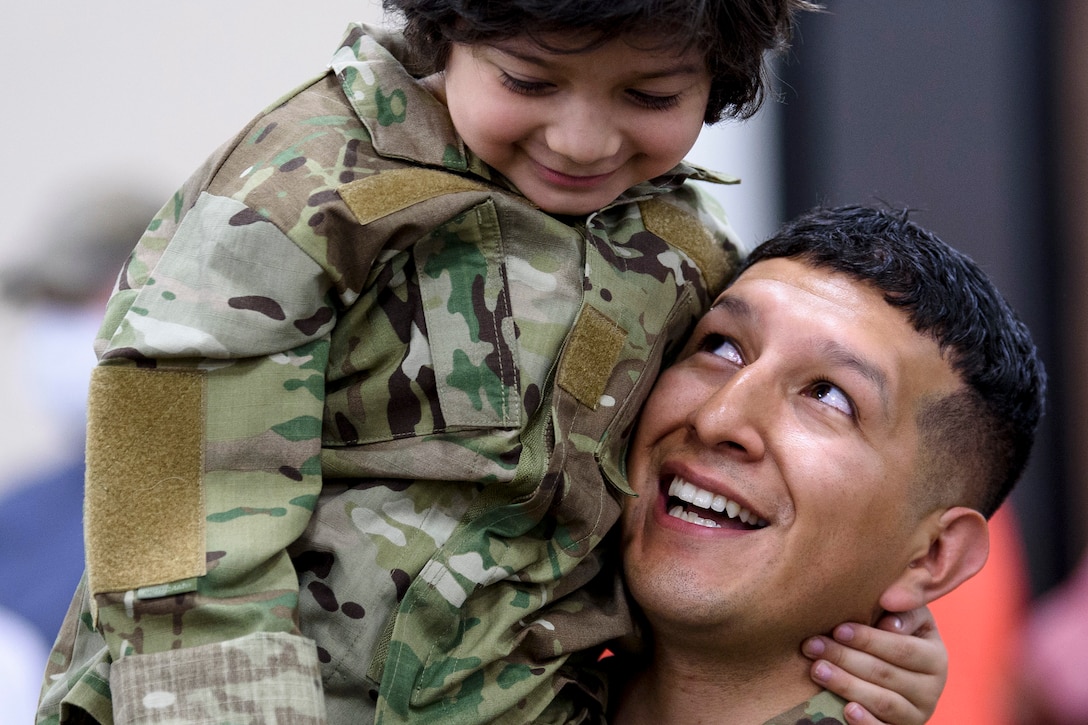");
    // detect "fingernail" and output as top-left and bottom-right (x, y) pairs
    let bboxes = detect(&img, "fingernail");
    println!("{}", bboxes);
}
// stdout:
(888, 615), (904, 631)
(813, 661), (832, 683)
(835, 623), (855, 642)
(802, 637), (826, 657)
